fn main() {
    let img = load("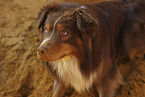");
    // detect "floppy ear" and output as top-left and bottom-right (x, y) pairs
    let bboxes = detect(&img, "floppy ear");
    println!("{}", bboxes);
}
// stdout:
(76, 9), (98, 33)
(75, 8), (98, 55)
(37, 3), (59, 29)
(37, 10), (48, 29)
